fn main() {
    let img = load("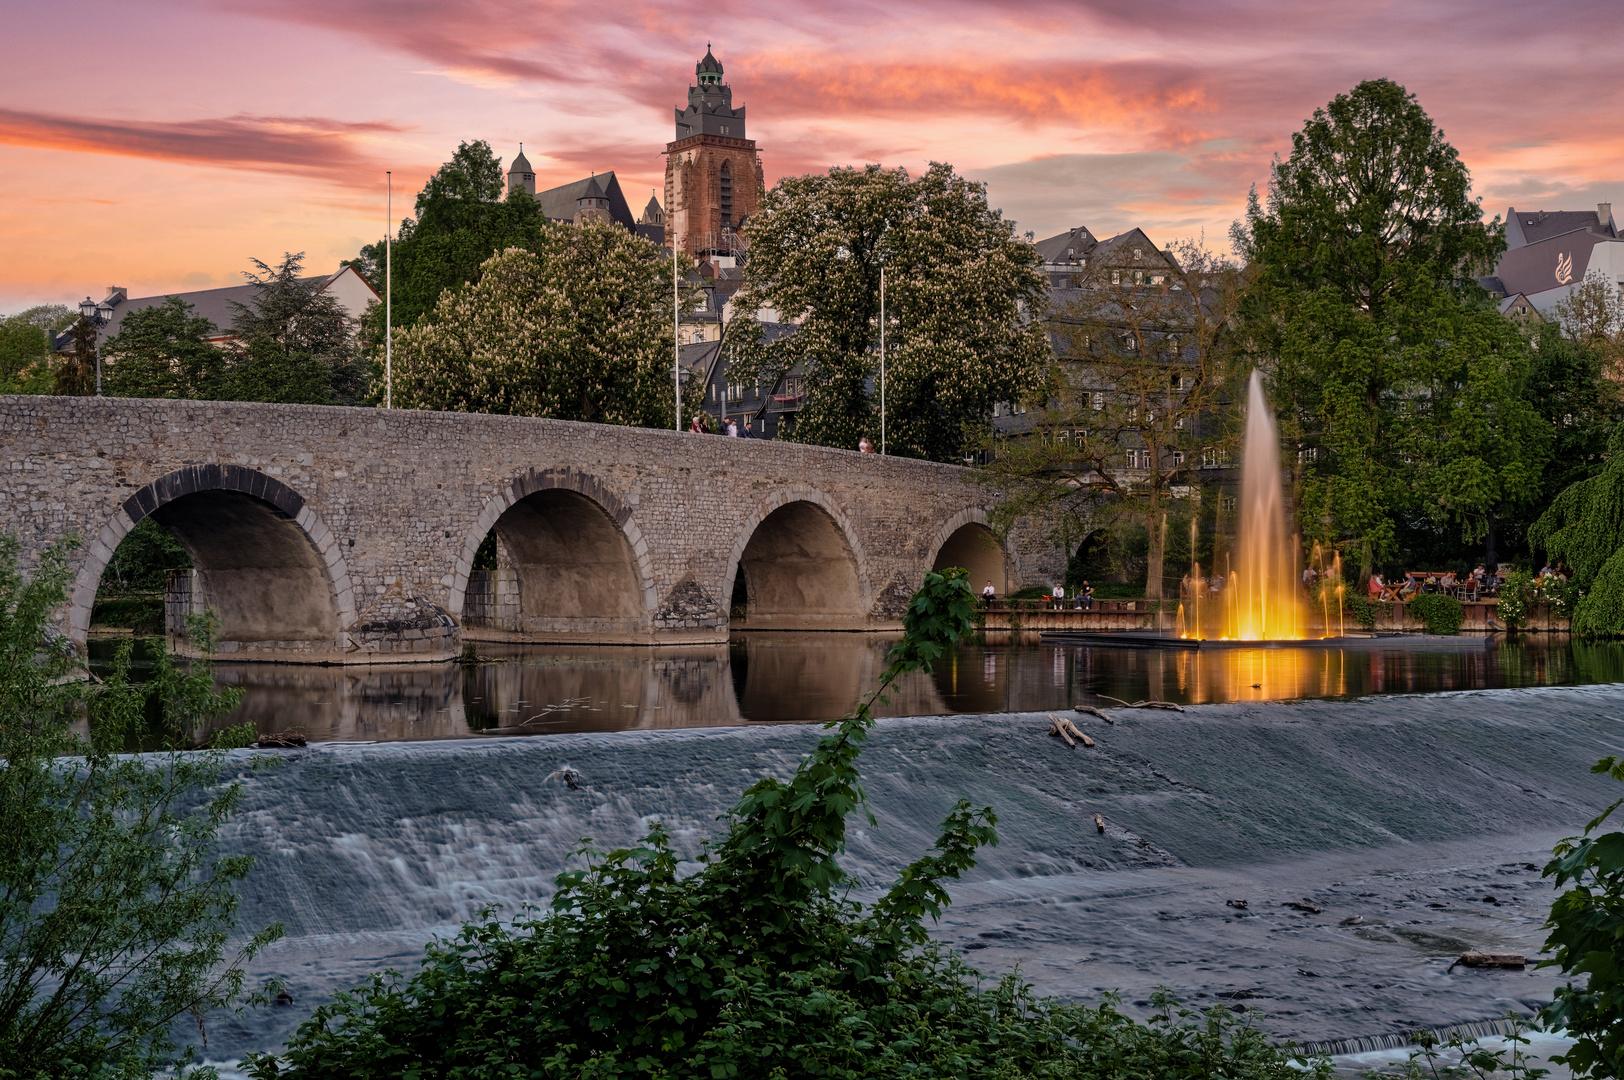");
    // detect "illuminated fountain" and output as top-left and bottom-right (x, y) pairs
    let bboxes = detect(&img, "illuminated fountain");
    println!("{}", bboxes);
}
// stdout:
(1178, 370), (1314, 641)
